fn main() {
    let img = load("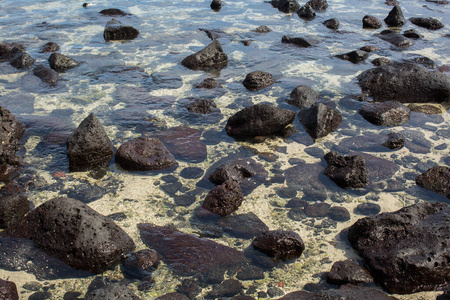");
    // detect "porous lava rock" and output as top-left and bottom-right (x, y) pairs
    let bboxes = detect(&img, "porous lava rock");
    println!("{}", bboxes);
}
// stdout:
(104, 19), (139, 41)
(138, 224), (253, 279)
(276, 0), (300, 13)
(326, 258), (374, 285)
(195, 78), (218, 89)
(181, 40), (228, 71)
(415, 166), (450, 199)
(359, 101), (410, 126)
(409, 17), (444, 30)
(115, 137), (177, 171)
(218, 212), (269, 239)
(67, 113), (114, 172)
(254, 25), (272, 33)
(10, 52), (34, 69)
(323, 18), (339, 30)
(252, 230), (305, 260)
(288, 85), (318, 108)
(335, 50), (368, 64)
(0, 278), (18, 300)
(33, 65), (58, 84)
(384, 5), (405, 27)
(357, 63), (450, 108)
(372, 57), (392, 66)
(202, 180), (244, 216)
(323, 151), (368, 189)
(39, 42), (60, 53)
(1, 197), (135, 274)
(122, 249), (161, 280)
(297, 4), (316, 20)
(378, 30), (414, 48)
(48, 53), (79, 72)
(281, 36), (315, 48)
(382, 132), (405, 149)
(243, 71), (274, 90)
(0, 183), (30, 229)
(298, 103), (342, 140)
(0, 42), (25, 60)
(403, 29), (423, 39)
(186, 99), (218, 114)
(226, 104), (295, 138)
(84, 283), (141, 300)
(363, 15), (382, 29)
(347, 202), (450, 294)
